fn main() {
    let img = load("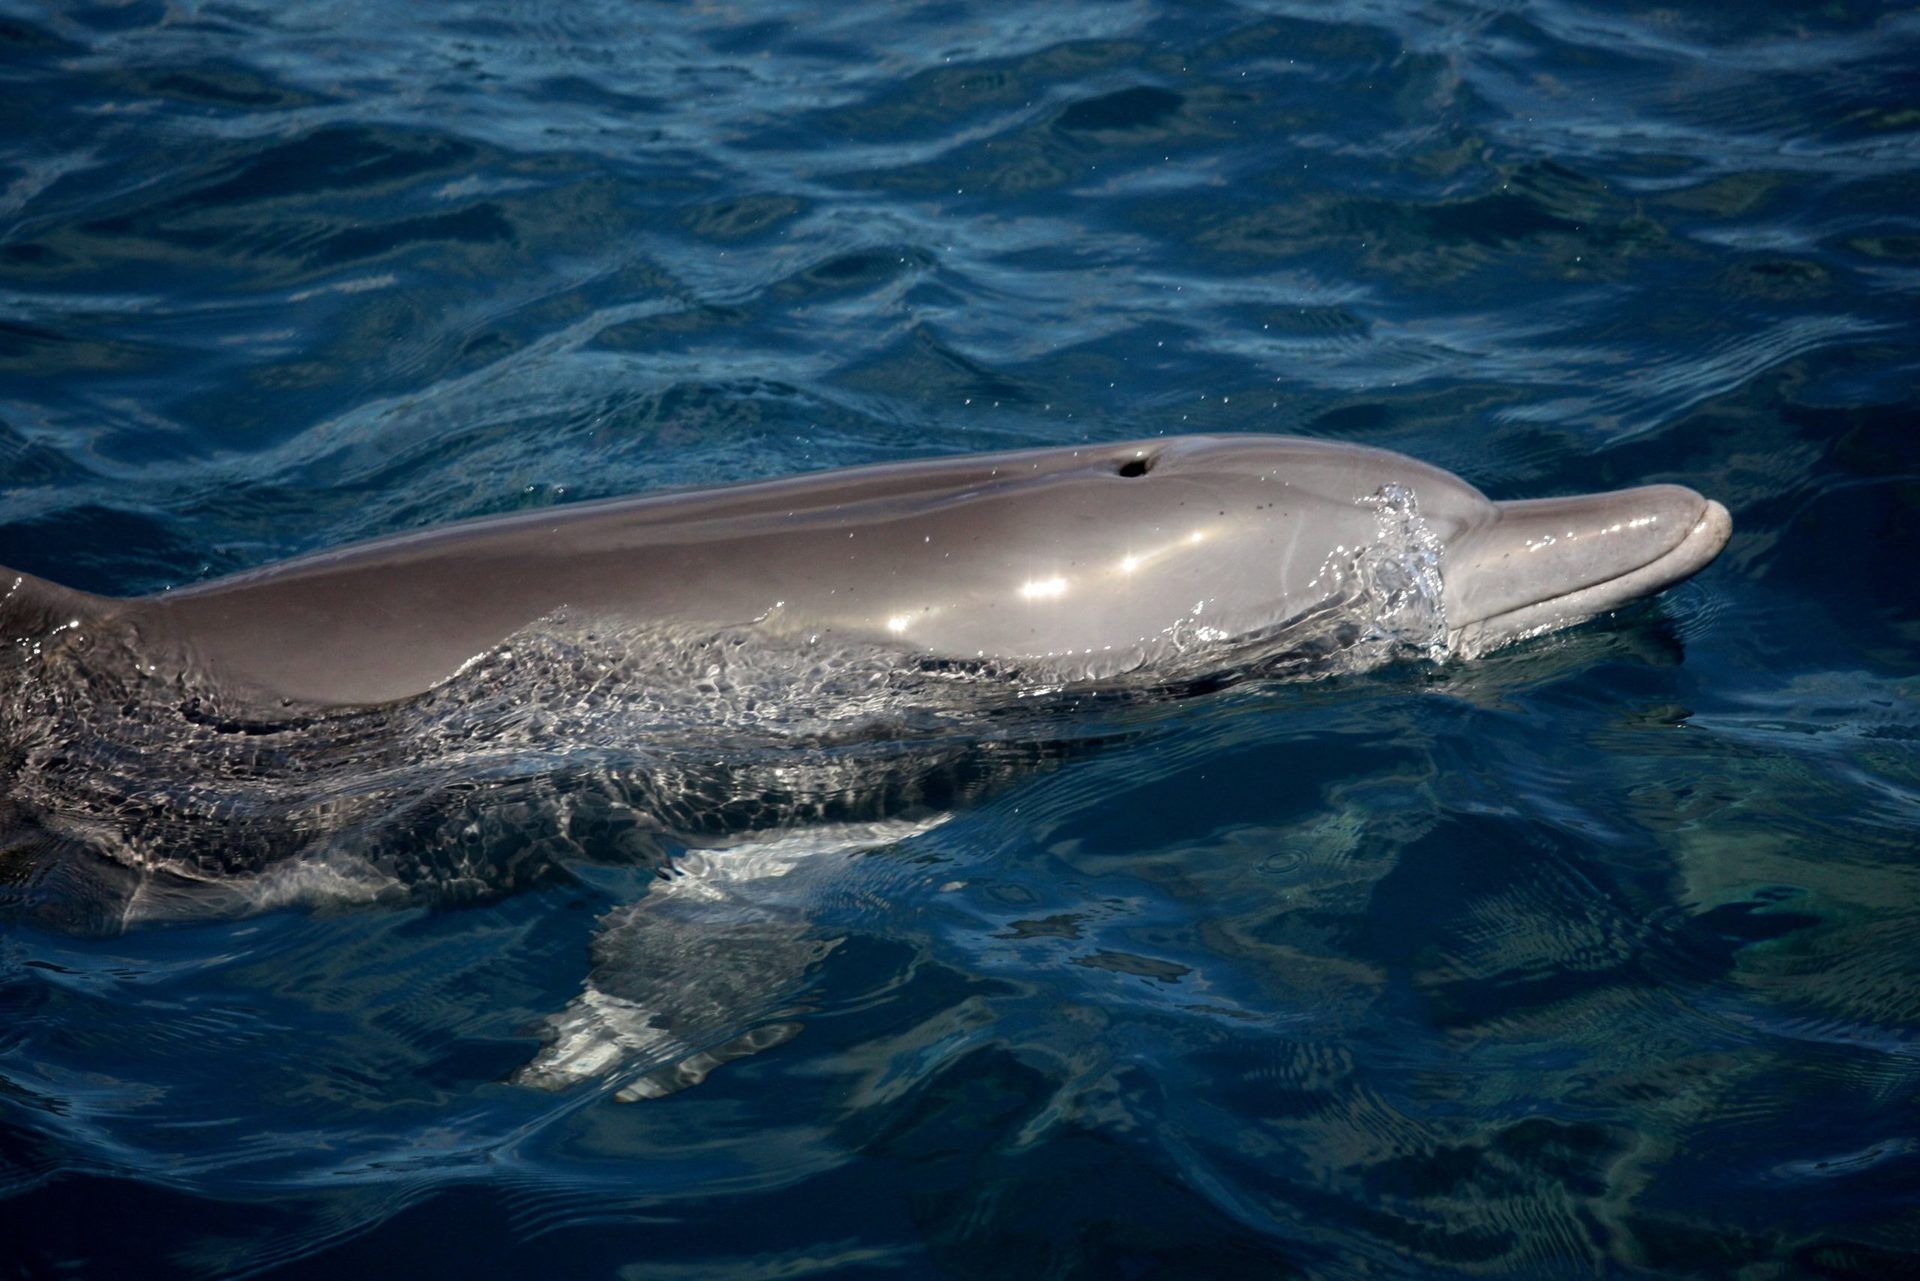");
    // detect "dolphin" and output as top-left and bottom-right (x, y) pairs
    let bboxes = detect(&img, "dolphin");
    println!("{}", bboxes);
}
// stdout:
(0, 432), (1732, 1097)
(2, 434), (1730, 710)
